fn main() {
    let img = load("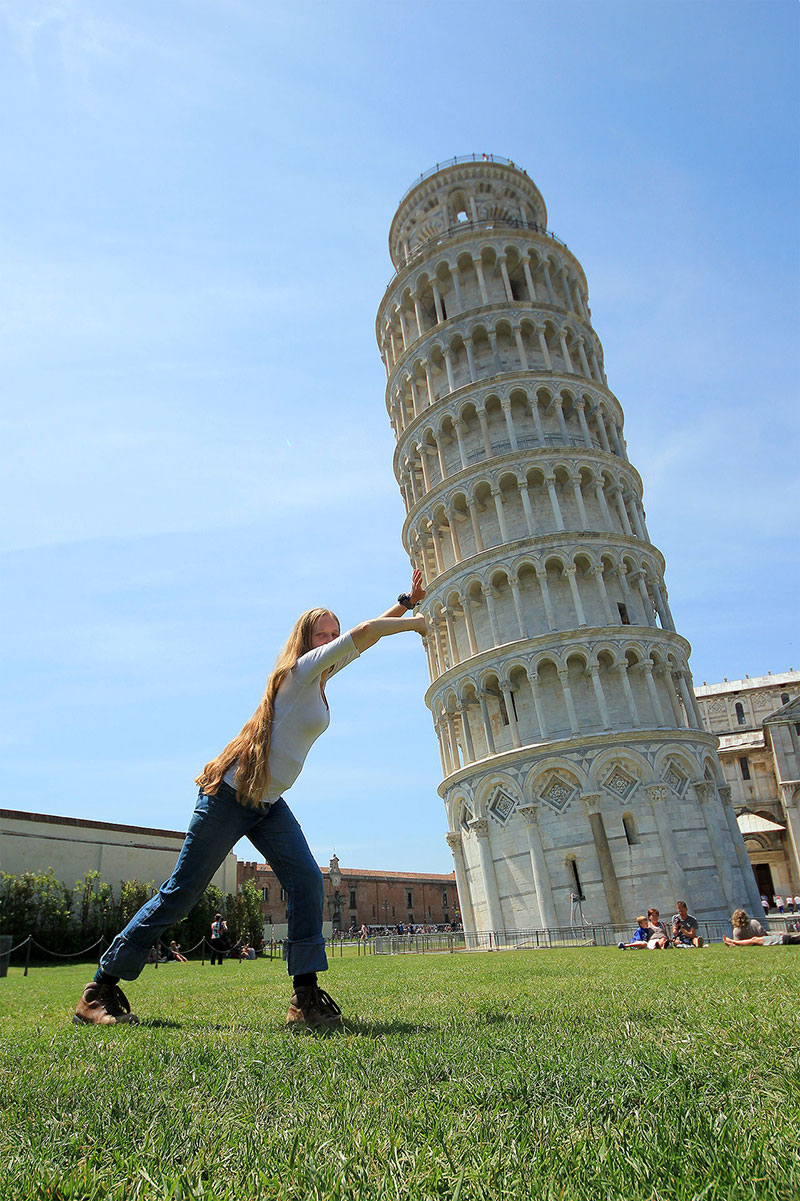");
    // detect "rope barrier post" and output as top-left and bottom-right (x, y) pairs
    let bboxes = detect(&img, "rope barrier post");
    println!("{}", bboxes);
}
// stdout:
(24, 934), (32, 977)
